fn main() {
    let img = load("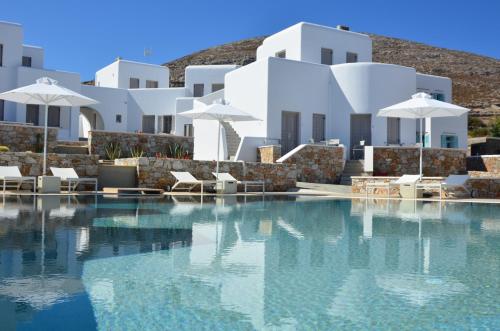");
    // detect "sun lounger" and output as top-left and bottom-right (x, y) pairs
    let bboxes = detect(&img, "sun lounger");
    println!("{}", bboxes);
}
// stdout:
(212, 172), (265, 193)
(365, 174), (421, 198)
(416, 174), (471, 199)
(50, 167), (98, 193)
(0, 166), (36, 193)
(170, 171), (214, 194)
